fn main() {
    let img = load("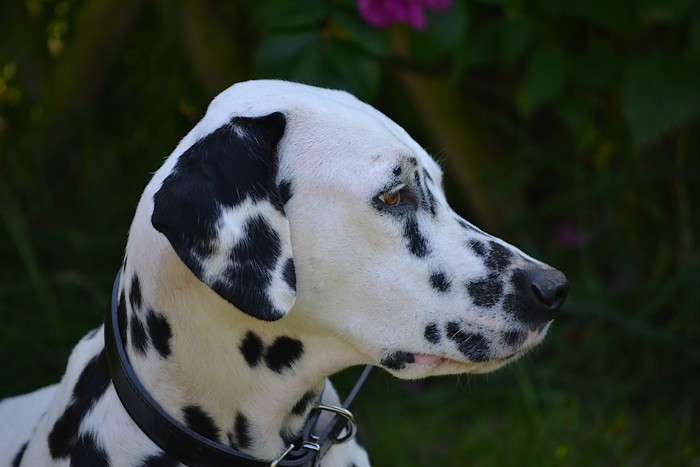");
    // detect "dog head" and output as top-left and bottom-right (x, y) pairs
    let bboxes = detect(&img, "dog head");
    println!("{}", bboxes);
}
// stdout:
(146, 80), (568, 378)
